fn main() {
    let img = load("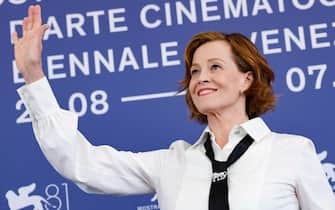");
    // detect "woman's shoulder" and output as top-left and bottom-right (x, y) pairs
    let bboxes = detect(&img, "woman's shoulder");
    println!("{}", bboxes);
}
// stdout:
(168, 140), (192, 151)
(268, 131), (316, 153)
